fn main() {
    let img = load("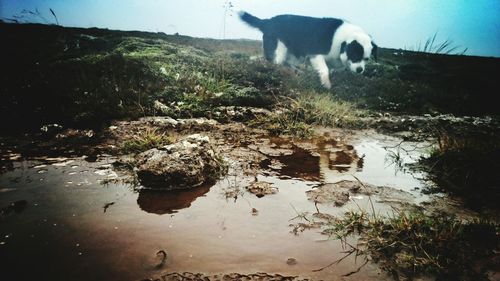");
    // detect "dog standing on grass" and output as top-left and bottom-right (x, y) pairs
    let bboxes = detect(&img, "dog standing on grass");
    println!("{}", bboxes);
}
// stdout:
(239, 12), (377, 89)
